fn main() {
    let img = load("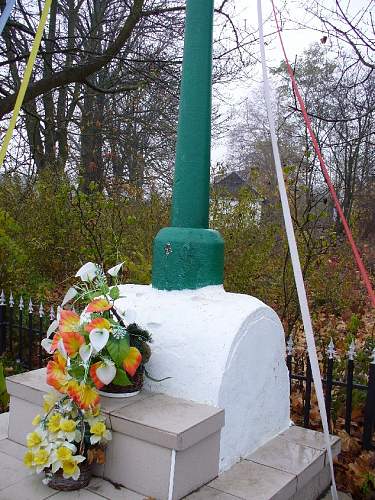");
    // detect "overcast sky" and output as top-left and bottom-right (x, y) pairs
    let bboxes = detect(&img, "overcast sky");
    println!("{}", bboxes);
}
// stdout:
(212, 0), (371, 162)
(212, 0), (324, 162)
